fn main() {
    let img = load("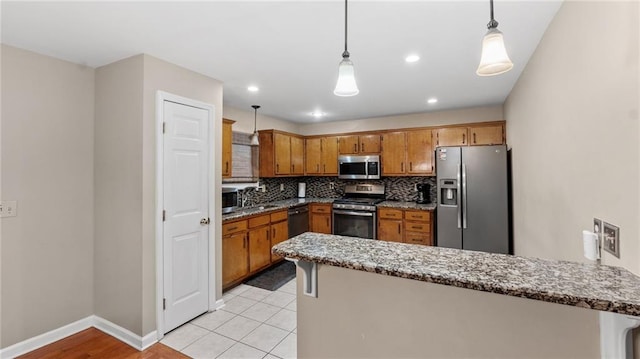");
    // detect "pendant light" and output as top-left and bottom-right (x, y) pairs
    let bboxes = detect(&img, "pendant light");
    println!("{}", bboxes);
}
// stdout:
(250, 105), (260, 146)
(476, 0), (514, 76)
(333, 0), (359, 96)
